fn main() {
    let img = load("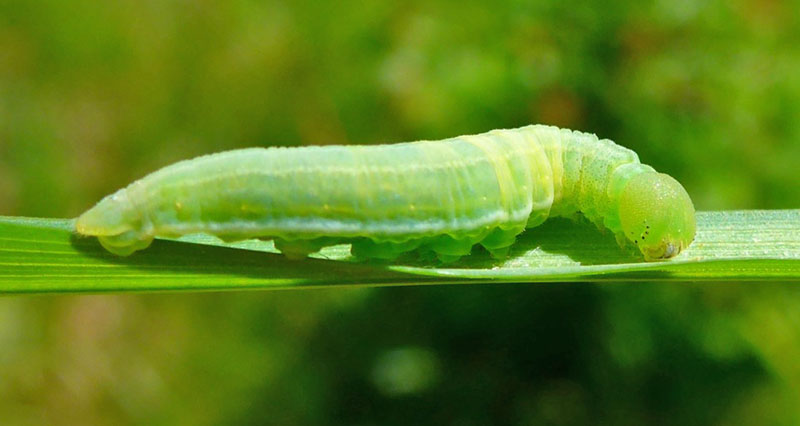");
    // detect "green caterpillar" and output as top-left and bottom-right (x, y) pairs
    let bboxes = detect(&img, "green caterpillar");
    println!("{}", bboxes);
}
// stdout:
(76, 125), (696, 262)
